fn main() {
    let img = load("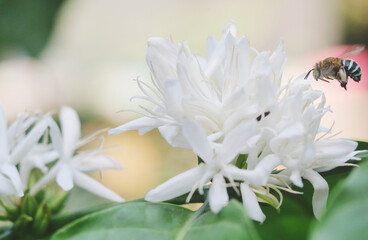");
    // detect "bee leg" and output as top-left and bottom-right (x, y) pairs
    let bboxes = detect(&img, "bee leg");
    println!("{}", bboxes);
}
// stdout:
(320, 78), (330, 83)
